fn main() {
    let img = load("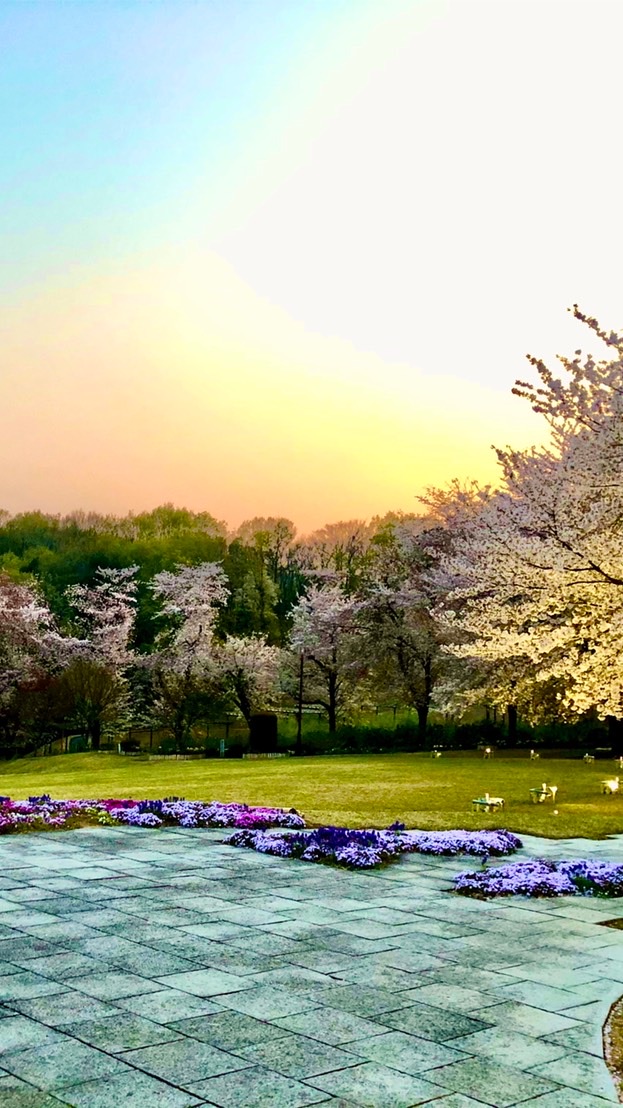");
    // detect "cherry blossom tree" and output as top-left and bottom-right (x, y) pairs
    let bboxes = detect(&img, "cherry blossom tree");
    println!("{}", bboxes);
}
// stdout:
(146, 562), (230, 748)
(149, 562), (229, 667)
(0, 573), (70, 754)
(0, 574), (59, 699)
(360, 517), (458, 737)
(66, 566), (139, 667)
(63, 566), (139, 748)
(213, 635), (282, 724)
(289, 584), (363, 732)
(433, 307), (623, 725)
